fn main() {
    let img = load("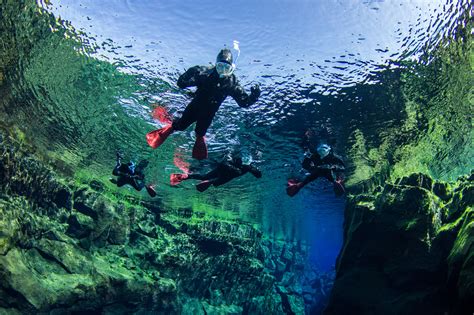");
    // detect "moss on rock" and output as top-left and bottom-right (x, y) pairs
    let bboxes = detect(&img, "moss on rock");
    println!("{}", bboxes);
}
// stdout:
(326, 172), (473, 315)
